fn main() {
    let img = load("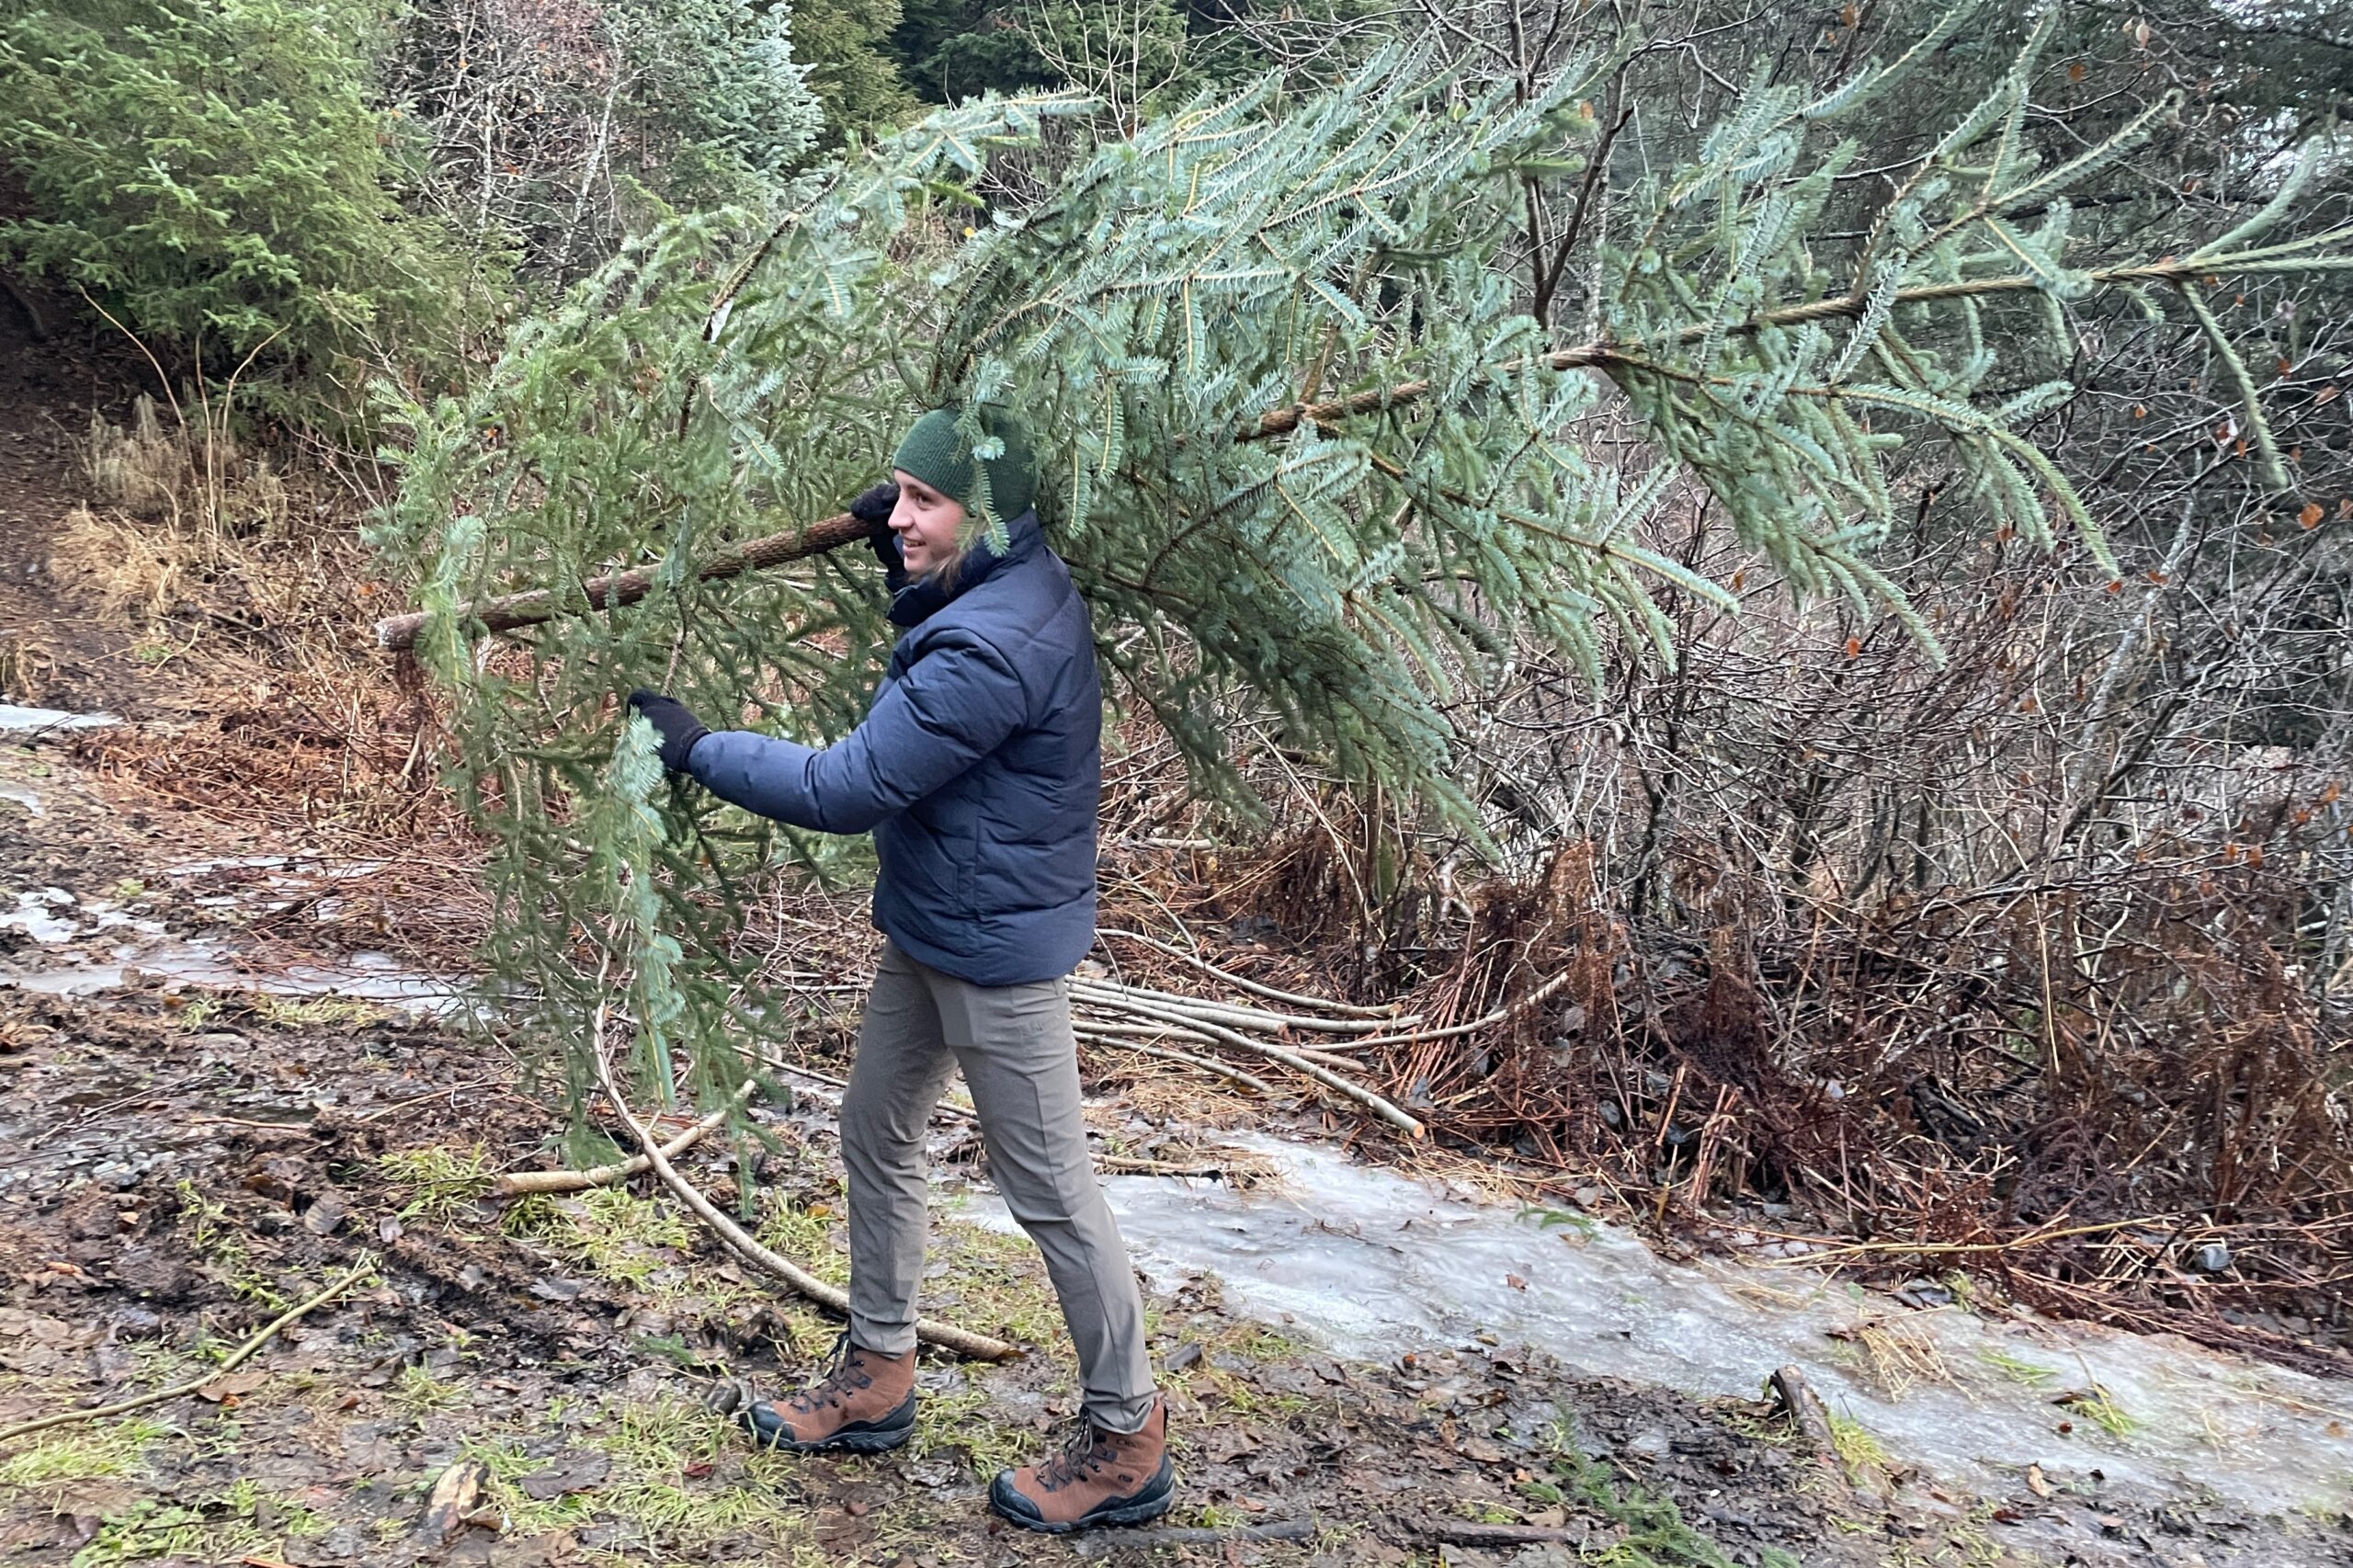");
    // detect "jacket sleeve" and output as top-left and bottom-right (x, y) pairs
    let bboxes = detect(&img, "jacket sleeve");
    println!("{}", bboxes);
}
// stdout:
(683, 631), (1027, 834)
